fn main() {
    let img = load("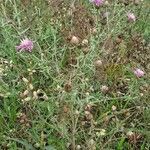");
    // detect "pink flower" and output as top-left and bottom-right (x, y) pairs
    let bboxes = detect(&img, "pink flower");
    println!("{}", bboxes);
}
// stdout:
(90, 0), (104, 6)
(127, 12), (136, 22)
(133, 68), (144, 77)
(16, 38), (33, 52)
